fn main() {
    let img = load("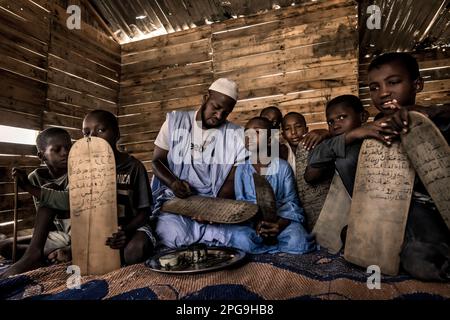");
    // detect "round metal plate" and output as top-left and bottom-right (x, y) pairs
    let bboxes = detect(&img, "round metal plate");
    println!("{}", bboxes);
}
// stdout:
(145, 246), (246, 274)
